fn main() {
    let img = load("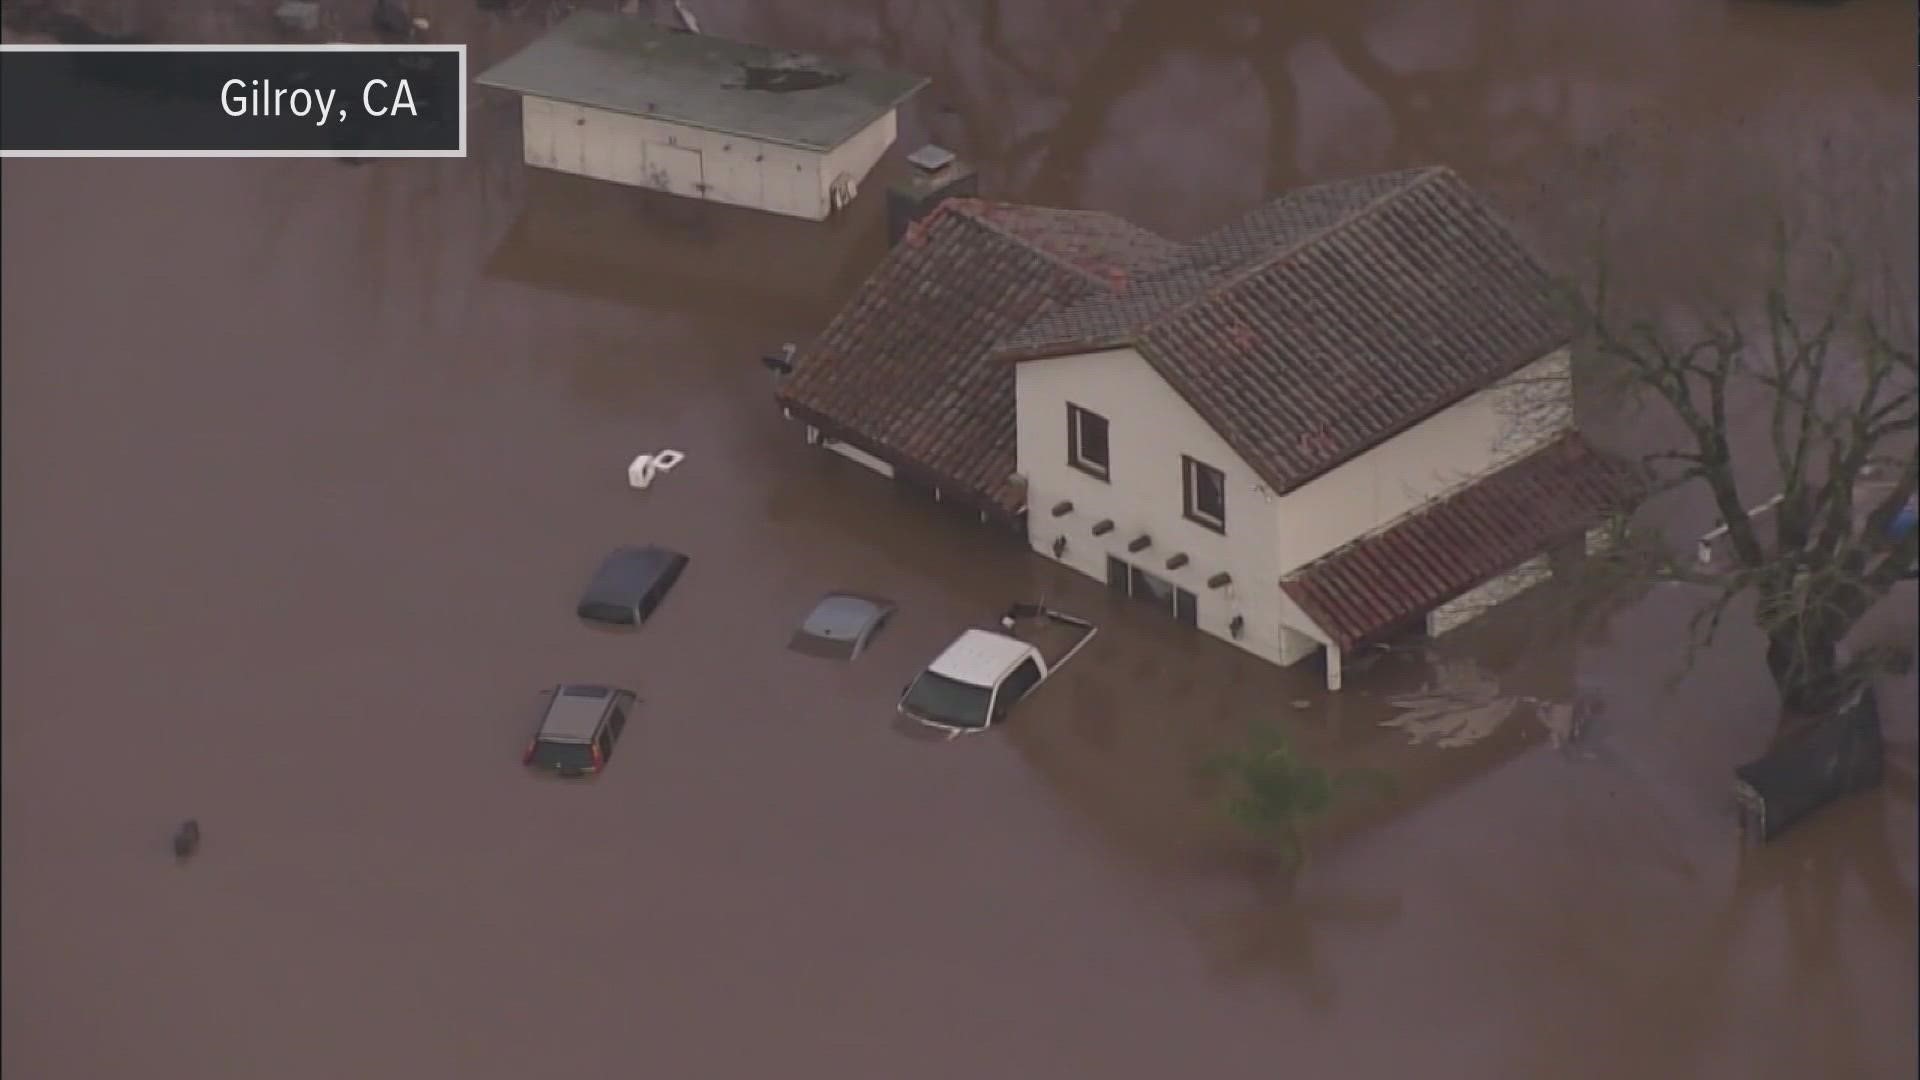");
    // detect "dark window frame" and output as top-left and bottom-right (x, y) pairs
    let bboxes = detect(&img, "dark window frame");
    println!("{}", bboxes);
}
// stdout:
(1067, 403), (1111, 481)
(1182, 455), (1227, 532)
(1003, 658), (1043, 703)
